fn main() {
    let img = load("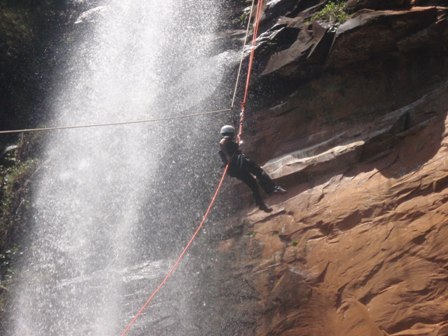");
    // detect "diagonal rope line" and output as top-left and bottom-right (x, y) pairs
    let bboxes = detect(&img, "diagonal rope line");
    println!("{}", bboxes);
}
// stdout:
(0, 108), (231, 135)
(119, 164), (229, 336)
